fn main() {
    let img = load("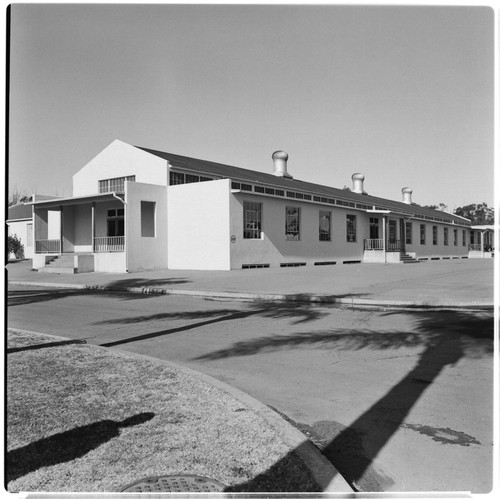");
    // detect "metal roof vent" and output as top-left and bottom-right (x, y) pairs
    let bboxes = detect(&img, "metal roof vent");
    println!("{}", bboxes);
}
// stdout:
(272, 150), (293, 179)
(402, 187), (413, 204)
(351, 173), (366, 194)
